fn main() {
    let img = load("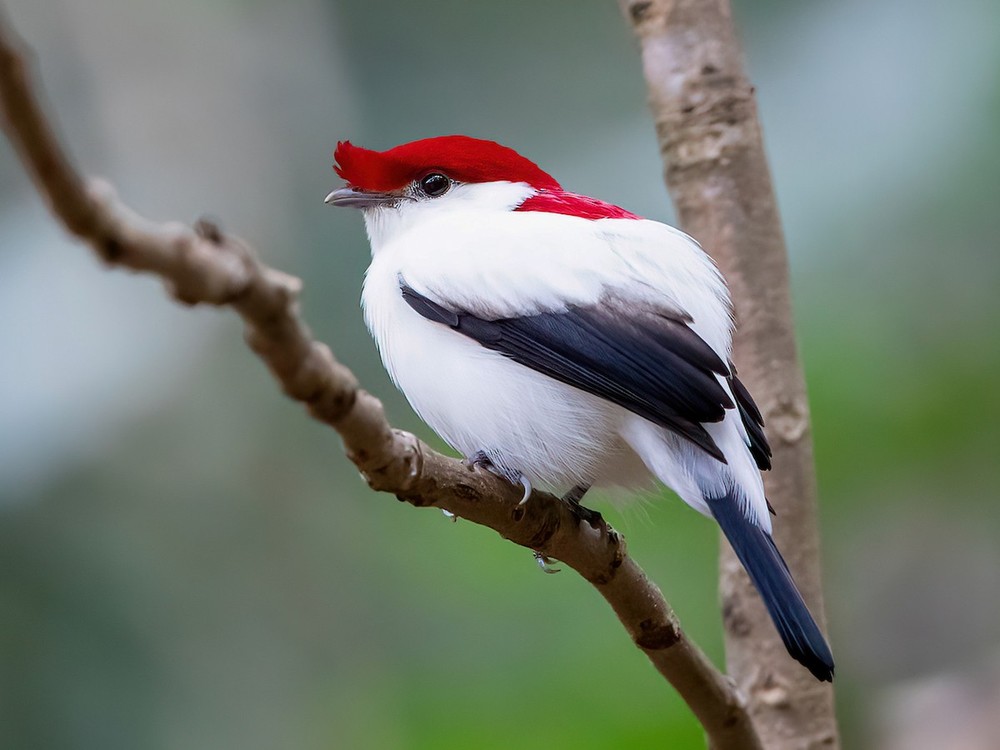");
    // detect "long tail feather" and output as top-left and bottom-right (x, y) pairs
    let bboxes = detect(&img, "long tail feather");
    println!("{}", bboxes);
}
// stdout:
(706, 490), (835, 682)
